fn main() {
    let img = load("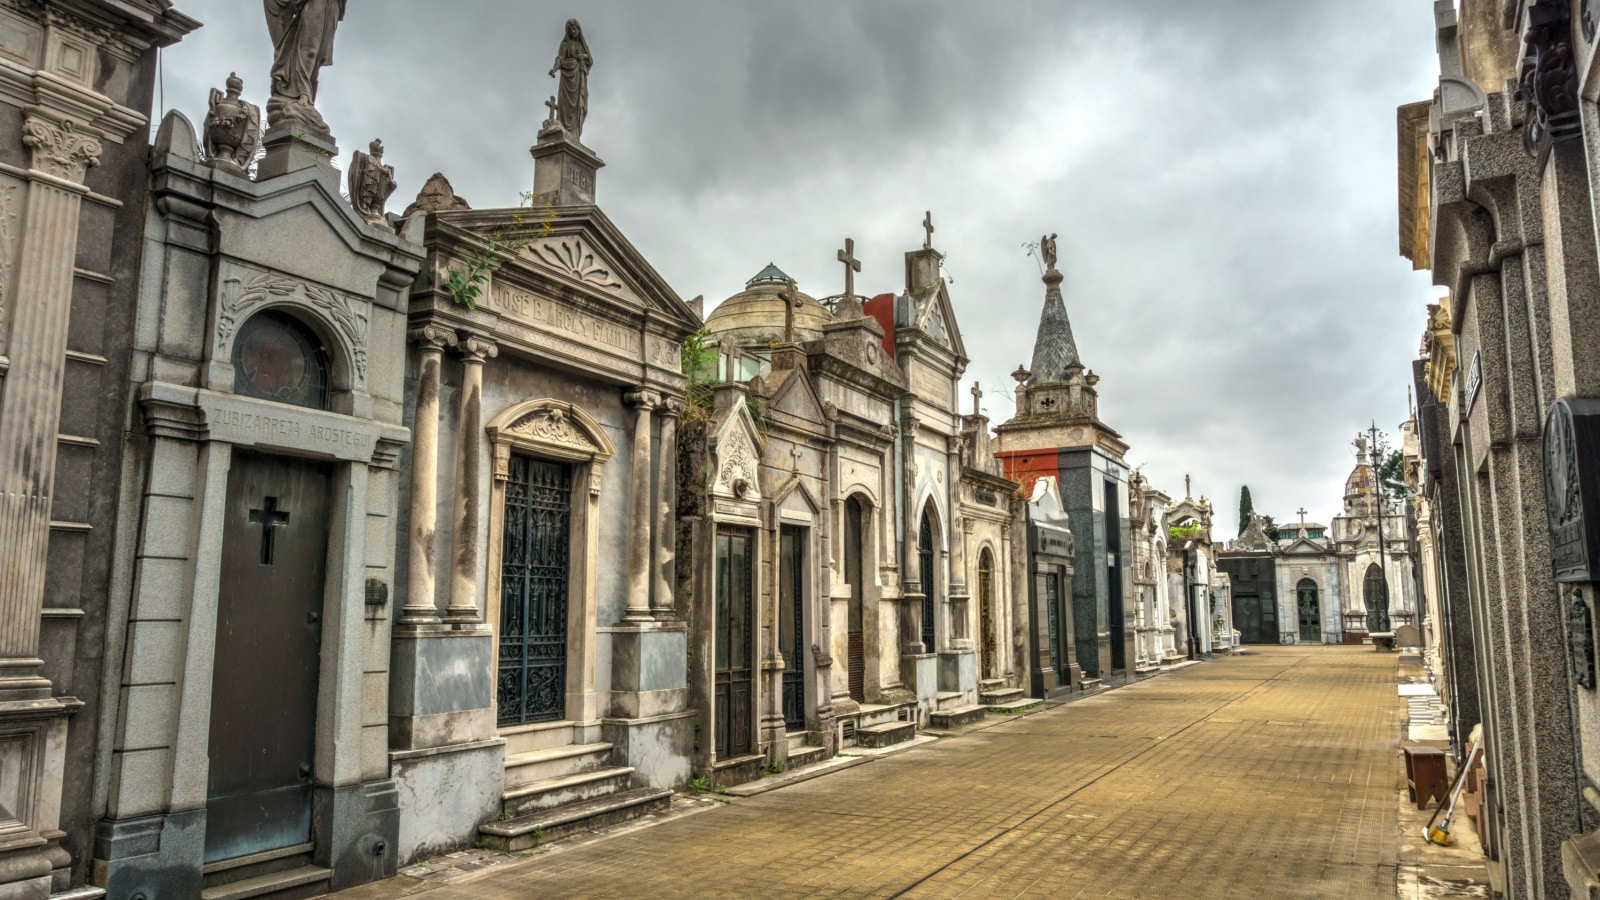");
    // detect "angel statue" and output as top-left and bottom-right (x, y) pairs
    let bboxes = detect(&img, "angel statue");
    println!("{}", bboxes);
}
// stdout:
(264, 0), (346, 136)
(1041, 232), (1059, 270)
(348, 139), (397, 226)
(204, 72), (262, 173)
(548, 19), (593, 140)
